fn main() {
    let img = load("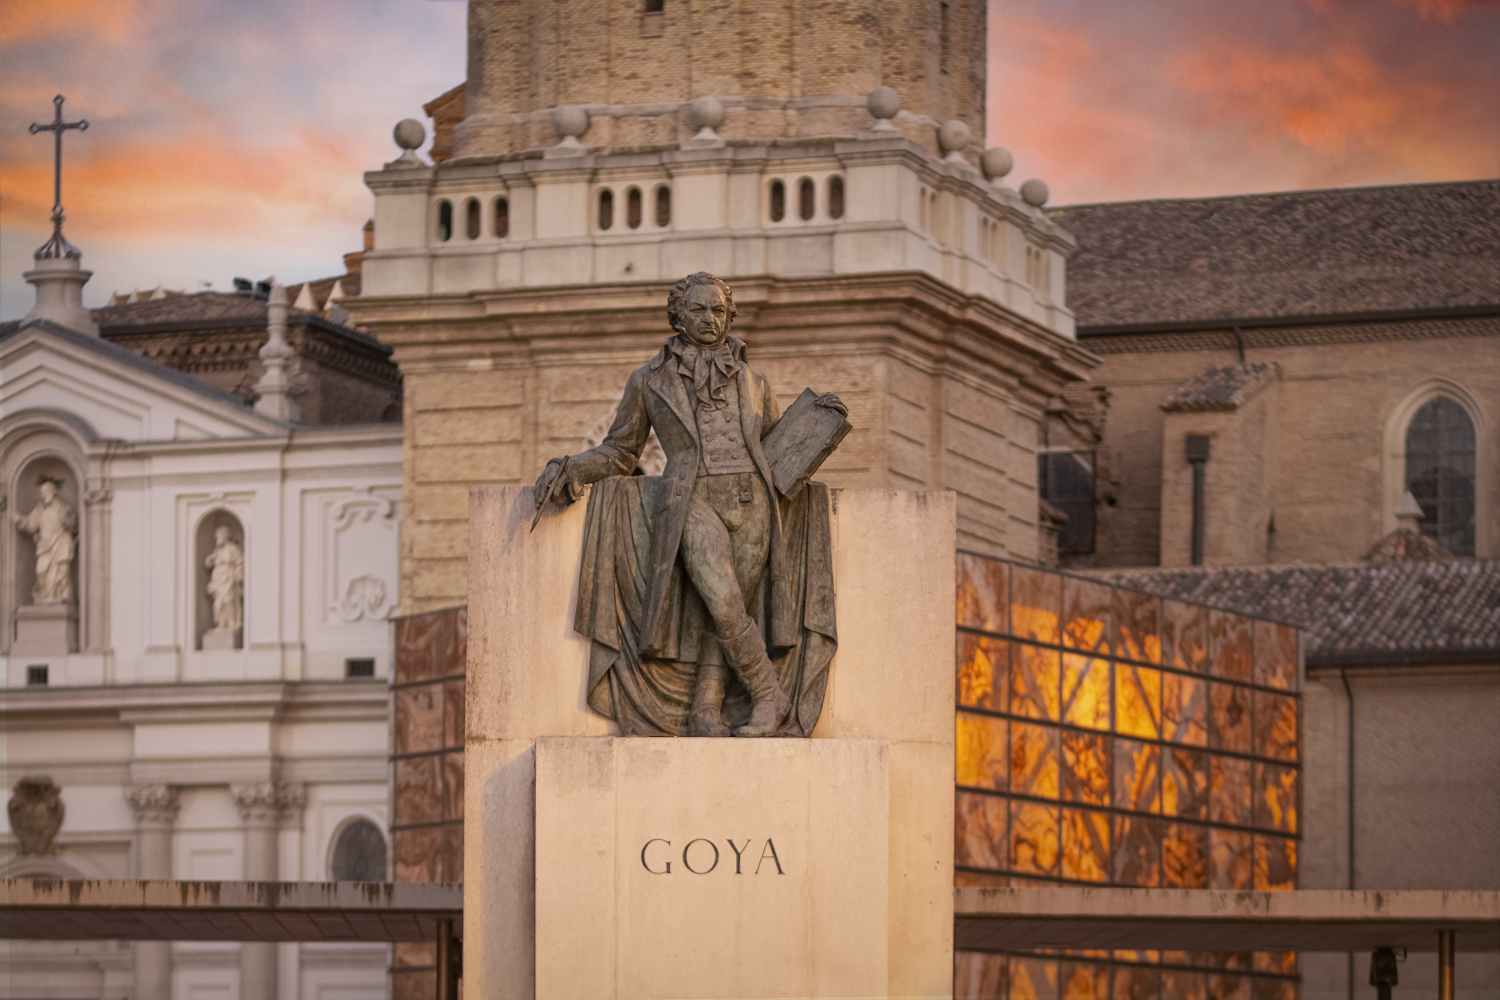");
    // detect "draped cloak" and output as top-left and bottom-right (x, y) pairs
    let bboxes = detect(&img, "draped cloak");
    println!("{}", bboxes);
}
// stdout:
(564, 337), (838, 737)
